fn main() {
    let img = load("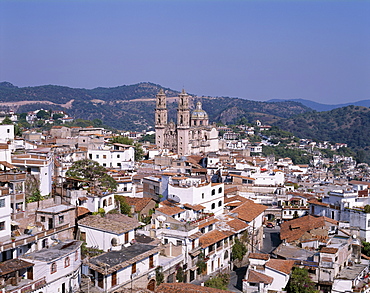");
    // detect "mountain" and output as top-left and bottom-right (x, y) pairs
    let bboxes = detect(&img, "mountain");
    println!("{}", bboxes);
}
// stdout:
(0, 82), (312, 131)
(276, 105), (370, 161)
(267, 98), (370, 112)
